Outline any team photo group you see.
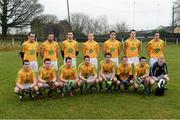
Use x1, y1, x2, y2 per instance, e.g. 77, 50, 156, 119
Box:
14, 30, 170, 100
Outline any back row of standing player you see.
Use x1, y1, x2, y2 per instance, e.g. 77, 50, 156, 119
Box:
21, 30, 165, 71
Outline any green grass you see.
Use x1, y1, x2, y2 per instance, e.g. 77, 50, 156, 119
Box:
0, 43, 180, 119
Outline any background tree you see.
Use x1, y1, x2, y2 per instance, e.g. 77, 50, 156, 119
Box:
0, 0, 43, 37
70, 12, 90, 36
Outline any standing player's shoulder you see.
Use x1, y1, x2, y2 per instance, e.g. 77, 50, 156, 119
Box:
59, 64, 66, 71
100, 60, 105, 64
128, 63, 132, 68
18, 68, 24, 74
73, 39, 78, 44
159, 39, 165, 43
22, 40, 29, 45
62, 39, 68, 44
104, 39, 110, 43
83, 41, 88, 45
78, 62, 84, 68
42, 40, 47, 45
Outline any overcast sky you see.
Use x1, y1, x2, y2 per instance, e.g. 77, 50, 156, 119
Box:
38, 0, 173, 30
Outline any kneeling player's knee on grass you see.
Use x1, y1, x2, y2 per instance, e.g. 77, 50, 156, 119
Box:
129, 80, 134, 85
77, 82, 81, 87
98, 77, 103, 82
34, 86, 38, 91
14, 87, 19, 93
164, 77, 170, 81
150, 79, 155, 85
59, 83, 64, 88
134, 83, 139, 88
95, 79, 99, 84
38, 83, 43, 87
54, 82, 59, 87
117, 81, 120, 85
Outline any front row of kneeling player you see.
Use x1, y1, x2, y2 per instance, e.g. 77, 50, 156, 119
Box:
14, 53, 169, 100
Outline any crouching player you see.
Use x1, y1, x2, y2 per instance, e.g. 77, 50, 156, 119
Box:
78, 55, 98, 94
58, 57, 80, 96
38, 58, 60, 97
116, 56, 134, 92
14, 59, 38, 100
134, 57, 154, 94
98, 53, 119, 93
150, 57, 169, 91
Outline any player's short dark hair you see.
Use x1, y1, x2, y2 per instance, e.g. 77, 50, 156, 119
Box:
121, 56, 128, 60
130, 29, 136, 34
109, 30, 116, 35
84, 55, 90, 60
67, 31, 73, 34
44, 58, 51, 63
28, 32, 35, 36
104, 53, 112, 57
65, 57, 72, 62
139, 56, 146, 61
49, 32, 54, 35
153, 31, 160, 36
23, 59, 30, 65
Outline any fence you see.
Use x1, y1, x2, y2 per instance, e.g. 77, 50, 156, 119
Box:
0, 37, 180, 45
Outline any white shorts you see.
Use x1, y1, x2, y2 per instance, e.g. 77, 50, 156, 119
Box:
30, 61, 38, 72
51, 61, 58, 70
102, 73, 112, 80
150, 58, 158, 67
87, 76, 96, 82
43, 83, 50, 88
127, 57, 139, 66
90, 58, 98, 69
24, 84, 31, 89
64, 58, 76, 67
111, 58, 119, 67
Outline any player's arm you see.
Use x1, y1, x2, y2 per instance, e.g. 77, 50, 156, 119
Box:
149, 65, 157, 81
92, 66, 98, 81
40, 44, 45, 59
52, 69, 57, 82
82, 43, 86, 55
103, 42, 107, 54
146, 42, 150, 57
116, 66, 121, 80
100, 63, 107, 81
38, 68, 46, 83
19, 43, 25, 60
61, 42, 65, 59
97, 44, 100, 56
138, 41, 142, 55
141, 66, 149, 79
75, 42, 79, 56
163, 63, 168, 75
74, 69, 79, 82
78, 66, 86, 81
110, 65, 116, 80
59, 69, 68, 83
56, 43, 59, 58
31, 72, 37, 87
36, 43, 39, 58
19, 43, 26, 60
128, 66, 134, 81
118, 42, 121, 55
134, 67, 138, 80
16, 73, 24, 89
123, 41, 127, 55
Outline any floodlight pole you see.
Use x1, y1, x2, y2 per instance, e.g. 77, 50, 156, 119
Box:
67, 0, 71, 24
172, 5, 175, 33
